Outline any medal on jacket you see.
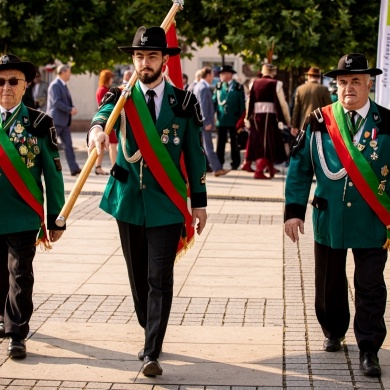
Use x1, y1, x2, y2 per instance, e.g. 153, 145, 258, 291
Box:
370, 128, 378, 160
381, 165, 389, 177
14, 123, 24, 134
172, 124, 180, 145
161, 129, 170, 144
378, 180, 386, 195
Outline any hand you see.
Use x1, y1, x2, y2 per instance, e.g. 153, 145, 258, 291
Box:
70, 107, 78, 116
284, 218, 304, 243
192, 208, 207, 235
291, 127, 299, 137
88, 127, 109, 155
49, 230, 64, 242
204, 124, 212, 131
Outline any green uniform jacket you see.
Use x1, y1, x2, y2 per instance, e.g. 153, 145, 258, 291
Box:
91, 81, 207, 228
0, 104, 65, 234
213, 80, 245, 127
285, 100, 390, 249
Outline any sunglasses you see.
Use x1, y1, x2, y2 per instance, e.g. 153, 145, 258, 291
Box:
0, 78, 26, 87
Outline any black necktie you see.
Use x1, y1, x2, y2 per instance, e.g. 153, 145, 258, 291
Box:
146, 90, 156, 124
348, 110, 357, 133
2, 111, 11, 122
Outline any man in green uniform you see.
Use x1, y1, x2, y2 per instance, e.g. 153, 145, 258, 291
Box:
212, 65, 246, 170
284, 53, 390, 377
0, 54, 66, 359
88, 26, 207, 377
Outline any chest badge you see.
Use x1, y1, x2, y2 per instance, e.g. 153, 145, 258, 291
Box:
161, 129, 170, 144
172, 124, 180, 145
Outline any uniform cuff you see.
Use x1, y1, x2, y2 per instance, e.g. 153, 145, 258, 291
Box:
284, 203, 306, 222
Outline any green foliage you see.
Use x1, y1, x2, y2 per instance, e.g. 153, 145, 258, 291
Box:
0, 0, 382, 74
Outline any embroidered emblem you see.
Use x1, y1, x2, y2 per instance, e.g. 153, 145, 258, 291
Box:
169, 96, 176, 105
381, 165, 389, 177
140, 34, 148, 45
0, 55, 9, 64
373, 113, 379, 121
345, 56, 353, 67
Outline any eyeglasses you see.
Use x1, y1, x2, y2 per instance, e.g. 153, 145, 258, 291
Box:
0, 78, 26, 87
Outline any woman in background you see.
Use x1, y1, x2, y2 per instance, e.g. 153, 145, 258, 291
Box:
95, 69, 115, 174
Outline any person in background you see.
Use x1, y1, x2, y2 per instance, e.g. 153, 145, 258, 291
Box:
32, 71, 48, 112
187, 69, 202, 93
95, 69, 114, 174
47, 64, 81, 176
213, 65, 246, 170
0, 54, 65, 359
122, 69, 133, 85
285, 53, 389, 378
194, 66, 229, 177
87, 26, 207, 377
182, 73, 189, 90
291, 66, 332, 137
245, 63, 290, 179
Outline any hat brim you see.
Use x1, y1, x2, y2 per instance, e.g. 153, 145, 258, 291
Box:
324, 68, 383, 78
118, 46, 181, 57
0, 62, 36, 83
218, 70, 237, 75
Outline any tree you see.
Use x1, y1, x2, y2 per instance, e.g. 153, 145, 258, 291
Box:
0, 0, 381, 75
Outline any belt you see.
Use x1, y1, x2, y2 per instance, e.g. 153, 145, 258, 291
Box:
254, 102, 276, 114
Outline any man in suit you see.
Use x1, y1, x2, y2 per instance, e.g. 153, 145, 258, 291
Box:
88, 26, 207, 377
0, 54, 65, 359
291, 66, 332, 136
32, 71, 48, 112
212, 65, 245, 170
194, 66, 229, 177
47, 64, 81, 176
285, 53, 390, 377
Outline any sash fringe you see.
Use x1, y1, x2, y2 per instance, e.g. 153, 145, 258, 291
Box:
175, 236, 195, 263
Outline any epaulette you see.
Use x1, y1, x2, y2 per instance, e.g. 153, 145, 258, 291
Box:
26, 107, 59, 150
98, 86, 122, 109
170, 86, 203, 127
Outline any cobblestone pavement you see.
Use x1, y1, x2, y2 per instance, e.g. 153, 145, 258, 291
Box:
0, 138, 389, 389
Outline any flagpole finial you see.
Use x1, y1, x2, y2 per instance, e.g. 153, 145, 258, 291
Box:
173, 0, 184, 9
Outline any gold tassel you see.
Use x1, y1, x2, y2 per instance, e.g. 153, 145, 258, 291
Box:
175, 236, 195, 263
383, 238, 390, 251
35, 238, 53, 251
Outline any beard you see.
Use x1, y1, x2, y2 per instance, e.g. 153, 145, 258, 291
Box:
136, 63, 163, 84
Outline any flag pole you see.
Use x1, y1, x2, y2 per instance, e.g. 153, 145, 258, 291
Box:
56, 0, 184, 227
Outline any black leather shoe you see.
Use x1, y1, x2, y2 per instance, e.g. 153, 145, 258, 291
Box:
70, 168, 81, 176
142, 356, 163, 376
0, 322, 5, 338
323, 337, 344, 352
8, 338, 26, 359
138, 349, 144, 361
360, 351, 381, 377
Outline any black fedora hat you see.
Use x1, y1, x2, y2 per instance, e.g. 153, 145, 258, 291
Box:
118, 26, 181, 57
0, 54, 36, 83
218, 65, 237, 74
324, 53, 382, 78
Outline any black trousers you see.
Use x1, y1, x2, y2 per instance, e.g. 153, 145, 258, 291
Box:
216, 126, 241, 169
314, 242, 387, 352
0, 230, 38, 339
117, 221, 182, 359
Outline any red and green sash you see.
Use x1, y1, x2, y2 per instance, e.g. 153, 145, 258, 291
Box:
0, 117, 51, 249
123, 86, 195, 258
322, 103, 390, 249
